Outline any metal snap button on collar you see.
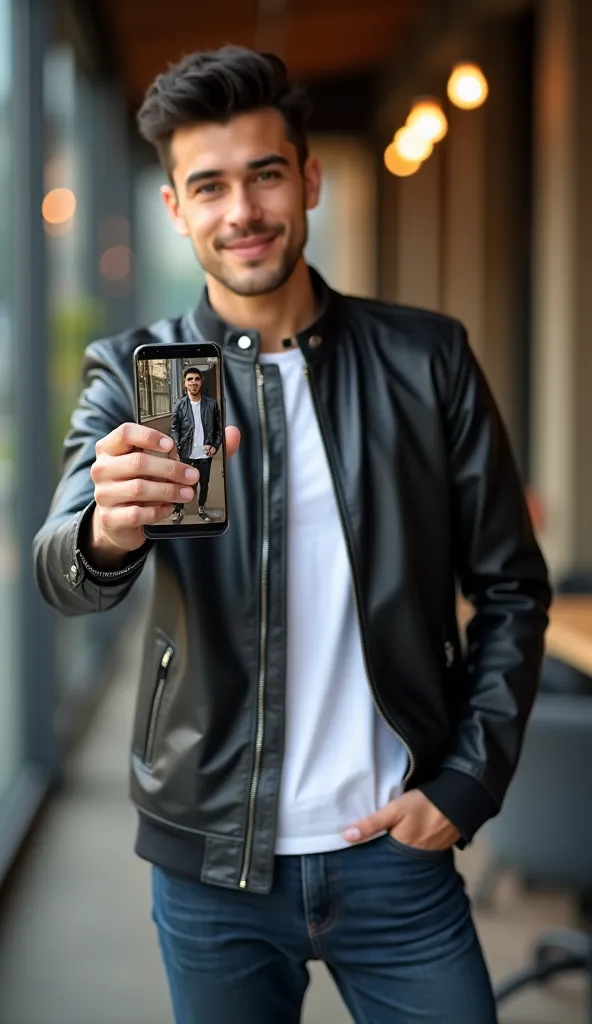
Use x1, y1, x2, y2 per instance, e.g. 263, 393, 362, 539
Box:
237, 335, 252, 350
308, 335, 323, 349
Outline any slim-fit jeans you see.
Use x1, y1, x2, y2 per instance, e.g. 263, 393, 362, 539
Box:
152, 834, 498, 1023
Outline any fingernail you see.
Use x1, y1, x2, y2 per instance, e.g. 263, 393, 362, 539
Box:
160, 437, 173, 450
180, 487, 194, 500
185, 468, 199, 481
344, 827, 362, 842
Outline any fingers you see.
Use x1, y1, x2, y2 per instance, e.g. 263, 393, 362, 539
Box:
95, 478, 196, 508
96, 422, 241, 460
343, 800, 403, 843
96, 423, 174, 458
97, 503, 174, 531
92, 450, 199, 486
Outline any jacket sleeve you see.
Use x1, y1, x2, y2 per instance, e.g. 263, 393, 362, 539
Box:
418, 322, 552, 844
33, 340, 151, 617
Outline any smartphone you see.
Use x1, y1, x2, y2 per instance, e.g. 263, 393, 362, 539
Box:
133, 341, 228, 538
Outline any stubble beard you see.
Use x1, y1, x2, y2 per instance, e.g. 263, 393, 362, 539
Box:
198, 218, 308, 298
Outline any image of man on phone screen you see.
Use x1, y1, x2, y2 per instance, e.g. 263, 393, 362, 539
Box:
169, 366, 221, 523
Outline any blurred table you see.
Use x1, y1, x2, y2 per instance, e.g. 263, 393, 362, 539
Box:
546, 596, 592, 675
459, 595, 592, 676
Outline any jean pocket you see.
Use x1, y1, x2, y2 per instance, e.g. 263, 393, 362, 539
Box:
384, 832, 450, 861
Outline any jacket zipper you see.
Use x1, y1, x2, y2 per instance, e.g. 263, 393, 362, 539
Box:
303, 364, 415, 783
239, 364, 271, 889
144, 645, 174, 768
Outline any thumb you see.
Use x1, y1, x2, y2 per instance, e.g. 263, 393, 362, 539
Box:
225, 425, 241, 458
343, 800, 403, 844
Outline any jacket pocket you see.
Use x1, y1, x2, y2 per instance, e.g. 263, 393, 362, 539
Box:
134, 630, 175, 769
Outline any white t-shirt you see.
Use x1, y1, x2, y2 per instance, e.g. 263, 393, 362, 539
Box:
189, 399, 211, 460
259, 347, 408, 856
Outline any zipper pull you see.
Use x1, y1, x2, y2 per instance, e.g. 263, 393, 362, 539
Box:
444, 641, 455, 668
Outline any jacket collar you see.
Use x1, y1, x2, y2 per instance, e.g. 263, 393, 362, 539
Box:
182, 266, 344, 365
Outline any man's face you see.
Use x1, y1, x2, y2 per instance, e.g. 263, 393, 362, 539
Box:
185, 373, 202, 397
161, 109, 321, 297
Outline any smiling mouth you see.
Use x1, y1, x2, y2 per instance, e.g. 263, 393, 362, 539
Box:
224, 234, 277, 260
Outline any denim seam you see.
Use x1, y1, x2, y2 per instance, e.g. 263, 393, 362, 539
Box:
312, 858, 340, 940
301, 856, 340, 958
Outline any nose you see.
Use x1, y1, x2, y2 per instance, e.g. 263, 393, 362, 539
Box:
225, 184, 262, 230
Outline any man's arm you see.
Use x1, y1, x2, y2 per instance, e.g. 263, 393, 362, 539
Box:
417, 322, 552, 843
33, 341, 150, 617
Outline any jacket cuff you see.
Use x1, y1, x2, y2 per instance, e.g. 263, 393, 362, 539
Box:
73, 502, 151, 587
418, 768, 499, 846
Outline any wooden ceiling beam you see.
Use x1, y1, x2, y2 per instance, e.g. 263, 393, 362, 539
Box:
100, 0, 419, 104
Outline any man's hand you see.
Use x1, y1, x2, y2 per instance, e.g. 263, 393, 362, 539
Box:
343, 789, 461, 852
207, 446, 217, 457
89, 422, 240, 568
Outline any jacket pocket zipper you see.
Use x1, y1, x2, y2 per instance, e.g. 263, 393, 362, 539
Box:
143, 645, 174, 768
303, 364, 416, 782
239, 364, 271, 889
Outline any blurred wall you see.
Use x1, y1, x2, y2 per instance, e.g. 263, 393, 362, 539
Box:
531, 0, 592, 574
375, 0, 592, 576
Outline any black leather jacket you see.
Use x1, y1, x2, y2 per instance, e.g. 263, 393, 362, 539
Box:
170, 393, 221, 461
33, 269, 551, 893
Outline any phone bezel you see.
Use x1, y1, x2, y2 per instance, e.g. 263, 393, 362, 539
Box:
133, 342, 228, 539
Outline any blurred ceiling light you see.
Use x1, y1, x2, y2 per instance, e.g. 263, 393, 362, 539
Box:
42, 187, 76, 225
384, 143, 421, 178
393, 126, 433, 163
447, 63, 489, 110
99, 245, 133, 281
406, 98, 448, 143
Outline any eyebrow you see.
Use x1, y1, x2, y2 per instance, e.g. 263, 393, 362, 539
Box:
184, 154, 289, 191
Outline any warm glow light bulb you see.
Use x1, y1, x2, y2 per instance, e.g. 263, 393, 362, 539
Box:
393, 126, 433, 163
42, 187, 77, 225
447, 63, 489, 110
383, 143, 421, 178
406, 99, 448, 143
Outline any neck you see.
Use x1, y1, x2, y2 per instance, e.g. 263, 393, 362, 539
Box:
206, 259, 319, 354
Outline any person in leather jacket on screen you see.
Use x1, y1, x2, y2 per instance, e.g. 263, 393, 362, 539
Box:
169, 366, 221, 522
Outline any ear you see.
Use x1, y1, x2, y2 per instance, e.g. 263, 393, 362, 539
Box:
303, 156, 322, 212
161, 185, 190, 238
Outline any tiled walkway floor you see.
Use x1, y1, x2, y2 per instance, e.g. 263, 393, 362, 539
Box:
0, 629, 587, 1023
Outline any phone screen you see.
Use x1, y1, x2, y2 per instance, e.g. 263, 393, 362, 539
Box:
134, 342, 227, 538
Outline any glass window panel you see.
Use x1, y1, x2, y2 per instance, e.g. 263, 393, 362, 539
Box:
0, 0, 22, 799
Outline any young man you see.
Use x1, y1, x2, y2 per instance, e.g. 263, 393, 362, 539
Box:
170, 366, 221, 522
34, 46, 551, 1024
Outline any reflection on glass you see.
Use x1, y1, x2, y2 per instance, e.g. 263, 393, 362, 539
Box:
44, 43, 105, 473
0, 0, 22, 798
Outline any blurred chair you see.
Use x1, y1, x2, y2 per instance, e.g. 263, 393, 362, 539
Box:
475, 693, 592, 1017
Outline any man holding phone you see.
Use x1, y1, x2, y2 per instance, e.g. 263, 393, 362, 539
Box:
34, 46, 551, 1024
169, 366, 221, 523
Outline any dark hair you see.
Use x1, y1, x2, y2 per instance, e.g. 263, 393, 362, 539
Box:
183, 366, 202, 380
137, 46, 312, 180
